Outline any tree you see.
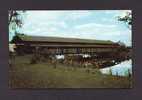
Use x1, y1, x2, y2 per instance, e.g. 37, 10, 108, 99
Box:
9, 10, 25, 35
118, 11, 132, 29
117, 41, 126, 47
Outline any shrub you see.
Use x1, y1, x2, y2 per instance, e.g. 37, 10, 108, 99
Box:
30, 55, 40, 64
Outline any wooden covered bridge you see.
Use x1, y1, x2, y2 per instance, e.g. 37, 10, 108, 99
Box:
10, 34, 130, 68
11, 34, 122, 56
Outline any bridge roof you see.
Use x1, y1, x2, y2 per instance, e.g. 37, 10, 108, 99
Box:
15, 34, 115, 44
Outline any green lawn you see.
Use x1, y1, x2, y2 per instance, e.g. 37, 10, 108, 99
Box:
9, 55, 132, 88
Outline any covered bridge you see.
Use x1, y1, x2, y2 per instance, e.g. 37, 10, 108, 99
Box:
11, 34, 121, 56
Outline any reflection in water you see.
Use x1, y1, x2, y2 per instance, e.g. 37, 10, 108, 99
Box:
100, 59, 132, 76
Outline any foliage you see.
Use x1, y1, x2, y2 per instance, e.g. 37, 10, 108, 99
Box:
116, 41, 129, 53
10, 33, 22, 43
118, 11, 132, 29
9, 10, 25, 35
10, 33, 29, 43
30, 56, 38, 64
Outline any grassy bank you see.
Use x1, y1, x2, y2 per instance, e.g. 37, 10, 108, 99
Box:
9, 55, 132, 88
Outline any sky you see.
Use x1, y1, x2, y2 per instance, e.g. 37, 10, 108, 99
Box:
9, 10, 132, 46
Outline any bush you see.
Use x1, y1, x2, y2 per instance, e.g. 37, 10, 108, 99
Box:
30, 57, 37, 64
30, 55, 40, 64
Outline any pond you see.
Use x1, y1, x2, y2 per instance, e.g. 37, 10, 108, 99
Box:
100, 59, 132, 76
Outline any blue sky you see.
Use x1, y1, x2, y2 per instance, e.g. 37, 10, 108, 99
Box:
9, 10, 132, 46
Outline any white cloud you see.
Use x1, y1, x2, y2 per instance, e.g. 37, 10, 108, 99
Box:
26, 11, 63, 20
75, 23, 117, 29
64, 10, 92, 20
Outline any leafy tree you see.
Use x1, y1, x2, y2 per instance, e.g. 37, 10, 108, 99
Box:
118, 11, 132, 29
9, 10, 25, 35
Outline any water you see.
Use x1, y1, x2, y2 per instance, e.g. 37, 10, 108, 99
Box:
100, 59, 132, 76
55, 54, 132, 76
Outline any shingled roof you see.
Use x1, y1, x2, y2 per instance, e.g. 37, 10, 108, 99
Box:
15, 34, 115, 44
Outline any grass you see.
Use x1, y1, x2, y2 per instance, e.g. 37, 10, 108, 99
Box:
9, 55, 132, 88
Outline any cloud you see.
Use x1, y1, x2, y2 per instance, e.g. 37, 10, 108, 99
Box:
25, 11, 63, 20
64, 10, 92, 20
75, 23, 117, 29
